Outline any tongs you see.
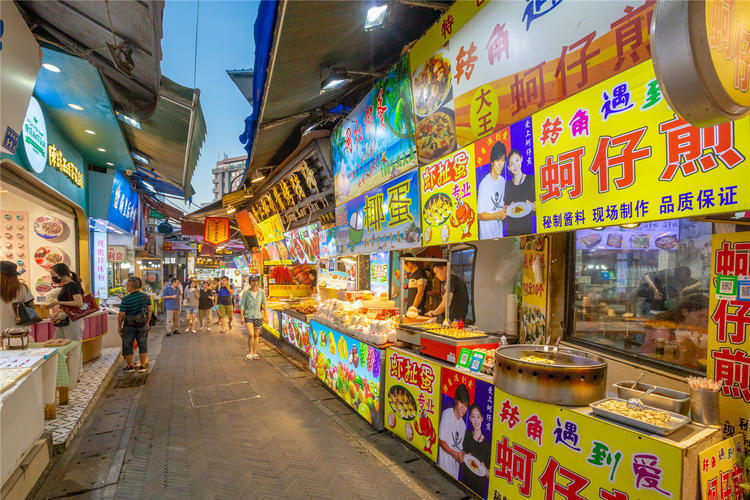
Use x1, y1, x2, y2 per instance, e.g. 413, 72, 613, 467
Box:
627, 386, 656, 410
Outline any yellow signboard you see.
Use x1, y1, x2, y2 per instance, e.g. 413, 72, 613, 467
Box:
534, 60, 750, 233
489, 387, 683, 499
698, 435, 746, 499
708, 232, 750, 456
420, 144, 478, 246
385, 348, 441, 463
268, 284, 311, 298
706, 0, 750, 107
255, 214, 285, 246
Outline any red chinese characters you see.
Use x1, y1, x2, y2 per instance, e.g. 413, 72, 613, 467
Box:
712, 300, 750, 344
498, 399, 521, 428
421, 150, 470, 193
610, 1, 655, 71
539, 457, 589, 500
494, 437, 536, 497
555, 32, 600, 94
441, 14, 454, 39
712, 347, 750, 403
589, 127, 651, 193
658, 116, 744, 182
376, 89, 388, 128
486, 23, 509, 65
455, 42, 478, 84
715, 241, 750, 277
539, 147, 585, 203
389, 353, 436, 392
539, 116, 564, 146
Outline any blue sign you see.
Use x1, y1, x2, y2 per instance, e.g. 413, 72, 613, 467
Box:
107, 170, 138, 233
3, 126, 19, 154
338, 169, 422, 254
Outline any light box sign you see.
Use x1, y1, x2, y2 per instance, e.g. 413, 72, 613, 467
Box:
107, 170, 138, 233
331, 56, 418, 206
283, 222, 320, 265
409, 0, 656, 158
338, 169, 422, 255
369, 251, 389, 297
255, 214, 285, 246
92, 231, 107, 299
576, 220, 681, 252
534, 60, 750, 233
281, 312, 312, 357
107, 245, 125, 262
318, 228, 337, 259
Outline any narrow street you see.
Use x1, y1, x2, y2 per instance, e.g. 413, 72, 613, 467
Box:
34, 322, 468, 499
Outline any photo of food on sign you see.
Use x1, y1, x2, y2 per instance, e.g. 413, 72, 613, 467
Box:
576, 220, 681, 252
34, 216, 67, 240
475, 118, 536, 239
420, 147, 478, 246
438, 369, 493, 499
283, 223, 320, 265
34, 246, 68, 269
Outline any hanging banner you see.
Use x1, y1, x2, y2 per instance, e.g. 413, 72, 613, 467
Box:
698, 435, 746, 500
420, 144, 478, 246
92, 231, 107, 300
339, 169, 422, 255
534, 60, 750, 233
709, 232, 750, 456
488, 387, 683, 500
438, 368, 494, 499
203, 217, 230, 246
234, 209, 256, 236
331, 56, 417, 205
409, 0, 656, 158
520, 235, 549, 344
385, 348, 441, 463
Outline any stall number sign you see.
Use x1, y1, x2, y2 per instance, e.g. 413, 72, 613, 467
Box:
107, 246, 125, 262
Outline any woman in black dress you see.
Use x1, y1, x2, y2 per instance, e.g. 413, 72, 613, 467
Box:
459, 404, 491, 497
504, 149, 536, 236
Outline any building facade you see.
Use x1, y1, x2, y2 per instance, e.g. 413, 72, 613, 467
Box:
212, 155, 246, 201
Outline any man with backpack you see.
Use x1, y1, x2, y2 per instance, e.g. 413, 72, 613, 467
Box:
118, 277, 152, 373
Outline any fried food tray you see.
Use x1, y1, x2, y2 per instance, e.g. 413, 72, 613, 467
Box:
589, 397, 691, 436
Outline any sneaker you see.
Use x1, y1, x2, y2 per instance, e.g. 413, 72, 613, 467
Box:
134, 361, 141, 369
192, 329, 197, 333
123, 365, 136, 373
139, 363, 149, 373
246, 353, 253, 361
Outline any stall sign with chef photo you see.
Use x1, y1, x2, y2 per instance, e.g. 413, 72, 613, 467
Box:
438, 368, 493, 498
385, 348, 442, 463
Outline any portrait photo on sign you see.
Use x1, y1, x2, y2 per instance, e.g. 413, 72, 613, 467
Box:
475, 117, 536, 239
437, 369, 493, 498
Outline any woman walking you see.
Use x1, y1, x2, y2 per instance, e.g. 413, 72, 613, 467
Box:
183, 279, 199, 333
240, 275, 266, 360
46, 263, 85, 341
216, 276, 234, 332
0, 261, 35, 334
118, 277, 152, 373
198, 281, 214, 331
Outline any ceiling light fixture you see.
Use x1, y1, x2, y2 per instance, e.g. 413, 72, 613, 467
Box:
364, 3, 388, 31
68, 103, 84, 111
620, 223, 641, 229
251, 170, 265, 184
226, 204, 237, 215
42, 63, 61, 72
106, 162, 115, 166
116, 111, 142, 130
320, 67, 382, 94
97, 147, 106, 152
84, 129, 96, 135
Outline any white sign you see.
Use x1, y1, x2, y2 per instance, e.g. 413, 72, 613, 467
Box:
93, 231, 108, 299
21, 96, 47, 173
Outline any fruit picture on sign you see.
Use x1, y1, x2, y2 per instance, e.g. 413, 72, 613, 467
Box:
34, 246, 67, 269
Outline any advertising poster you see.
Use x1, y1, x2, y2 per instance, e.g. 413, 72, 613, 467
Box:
384, 348, 441, 463
520, 235, 549, 344
409, 0, 656, 151
475, 117, 536, 238
698, 435, 746, 500
318, 228, 337, 259
369, 251, 389, 298
281, 312, 312, 357
264, 309, 281, 339
709, 233, 750, 456
438, 368, 494, 499
420, 144, 478, 246
533, 60, 750, 233
488, 387, 682, 500
283, 222, 320, 265
339, 169, 422, 255
108, 170, 139, 234
390, 251, 402, 302
331, 56, 417, 205
255, 214, 285, 246
576, 220, 681, 252
310, 320, 382, 426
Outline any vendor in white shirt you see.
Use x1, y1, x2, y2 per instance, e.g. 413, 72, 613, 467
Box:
477, 142, 508, 239
438, 383, 470, 479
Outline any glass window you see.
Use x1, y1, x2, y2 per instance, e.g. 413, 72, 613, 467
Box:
570, 220, 712, 373
451, 247, 476, 323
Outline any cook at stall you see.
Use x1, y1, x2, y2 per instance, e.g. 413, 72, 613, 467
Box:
426, 262, 469, 323
403, 255, 432, 316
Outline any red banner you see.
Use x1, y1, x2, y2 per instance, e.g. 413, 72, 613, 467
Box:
204, 217, 230, 245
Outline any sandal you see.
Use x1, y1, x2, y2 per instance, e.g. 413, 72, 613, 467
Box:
246, 353, 253, 361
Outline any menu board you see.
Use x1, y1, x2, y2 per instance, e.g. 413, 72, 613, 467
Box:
331, 56, 417, 205
384, 348, 442, 462
283, 222, 320, 265
520, 235, 549, 344
1, 211, 29, 277
310, 320, 383, 426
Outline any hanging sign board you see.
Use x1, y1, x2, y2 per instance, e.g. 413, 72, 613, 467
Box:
203, 217, 230, 246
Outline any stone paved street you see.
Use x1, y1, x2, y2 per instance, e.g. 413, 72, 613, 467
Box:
34, 321, 469, 499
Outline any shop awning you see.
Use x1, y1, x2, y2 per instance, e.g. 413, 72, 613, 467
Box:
133, 164, 193, 199
121, 77, 207, 198
141, 193, 184, 222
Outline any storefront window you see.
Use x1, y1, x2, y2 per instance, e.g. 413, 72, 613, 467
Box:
571, 220, 712, 373
450, 247, 476, 323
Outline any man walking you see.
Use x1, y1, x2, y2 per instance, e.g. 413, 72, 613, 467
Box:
163, 278, 181, 335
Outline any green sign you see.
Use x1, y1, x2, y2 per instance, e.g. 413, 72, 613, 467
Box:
148, 209, 165, 219
456, 348, 473, 370
469, 351, 486, 373
716, 275, 738, 299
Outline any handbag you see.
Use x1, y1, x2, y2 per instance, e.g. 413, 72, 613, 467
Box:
13, 301, 42, 326
61, 293, 100, 321
53, 316, 70, 327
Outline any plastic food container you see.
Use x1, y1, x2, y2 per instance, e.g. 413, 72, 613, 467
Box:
614, 381, 691, 415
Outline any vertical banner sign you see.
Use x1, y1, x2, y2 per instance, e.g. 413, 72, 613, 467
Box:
534, 60, 749, 233
341, 169, 422, 254
438, 368, 494, 499
385, 348, 441, 463
698, 435, 746, 500
203, 217, 230, 246
520, 235, 549, 344
108, 170, 139, 233
420, 144, 478, 246
93, 231, 107, 299
488, 387, 682, 499
709, 232, 750, 456
331, 56, 417, 205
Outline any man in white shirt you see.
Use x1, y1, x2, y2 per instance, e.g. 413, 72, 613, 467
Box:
438, 383, 470, 479
477, 142, 508, 239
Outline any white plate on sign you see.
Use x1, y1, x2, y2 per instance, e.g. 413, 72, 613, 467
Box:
464, 454, 487, 477
507, 201, 532, 219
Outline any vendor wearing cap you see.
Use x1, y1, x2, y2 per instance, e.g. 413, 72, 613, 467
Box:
240, 274, 266, 361
426, 262, 469, 323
